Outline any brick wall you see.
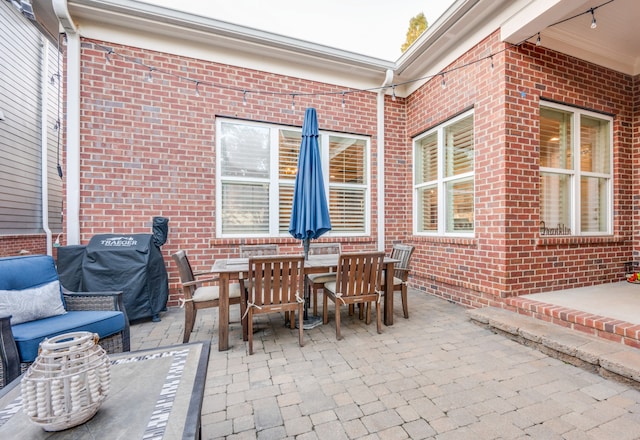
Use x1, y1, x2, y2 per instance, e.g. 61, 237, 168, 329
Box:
13, 33, 634, 308
78, 40, 381, 304
0, 235, 47, 258
633, 75, 640, 262
383, 98, 410, 246
401, 30, 635, 307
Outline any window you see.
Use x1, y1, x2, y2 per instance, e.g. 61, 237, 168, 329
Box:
216, 119, 370, 237
539, 103, 612, 236
413, 111, 474, 235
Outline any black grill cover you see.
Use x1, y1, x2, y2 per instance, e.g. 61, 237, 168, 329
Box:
152, 216, 169, 247
56, 245, 87, 291
82, 234, 168, 322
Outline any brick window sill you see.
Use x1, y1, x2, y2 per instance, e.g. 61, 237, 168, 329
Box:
536, 235, 625, 246
412, 236, 477, 247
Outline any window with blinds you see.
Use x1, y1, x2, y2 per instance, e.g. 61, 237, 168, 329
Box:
413, 110, 474, 235
329, 136, 367, 233
278, 130, 301, 234
539, 103, 612, 236
217, 119, 370, 238
219, 122, 270, 235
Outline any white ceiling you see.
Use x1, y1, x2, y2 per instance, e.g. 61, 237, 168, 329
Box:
502, 0, 640, 76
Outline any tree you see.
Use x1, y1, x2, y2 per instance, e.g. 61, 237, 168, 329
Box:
401, 12, 428, 53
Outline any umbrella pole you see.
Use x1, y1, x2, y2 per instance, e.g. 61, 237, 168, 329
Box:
303, 238, 310, 320
303, 238, 310, 260
300, 237, 322, 329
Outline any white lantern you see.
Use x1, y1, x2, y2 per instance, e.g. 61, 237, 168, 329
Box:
21, 332, 110, 431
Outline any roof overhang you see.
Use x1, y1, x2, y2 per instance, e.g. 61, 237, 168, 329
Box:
40, 0, 639, 99
393, 0, 521, 96
502, 0, 640, 76
61, 0, 394, 91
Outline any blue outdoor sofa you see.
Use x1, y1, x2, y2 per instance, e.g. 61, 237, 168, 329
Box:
0, 254, 130, 387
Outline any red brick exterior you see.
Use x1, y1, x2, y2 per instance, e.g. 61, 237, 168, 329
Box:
0, 235, 47, 258
3, 31, 636, 310
634, 74, 640, 261
77, 40, 381, 305
403, 31, 635, 307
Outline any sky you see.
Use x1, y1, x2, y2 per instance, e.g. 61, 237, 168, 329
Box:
139, 0, 456, 61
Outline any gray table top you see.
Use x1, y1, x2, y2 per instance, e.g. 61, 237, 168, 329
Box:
0, 341, 209, 439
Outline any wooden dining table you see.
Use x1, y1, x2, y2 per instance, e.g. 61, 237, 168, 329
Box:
211, 254, 397, 351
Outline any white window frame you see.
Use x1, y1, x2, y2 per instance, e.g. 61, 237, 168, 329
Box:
539, 102, 614, 236
412, 110, 475, 237
215, 118, 371, 238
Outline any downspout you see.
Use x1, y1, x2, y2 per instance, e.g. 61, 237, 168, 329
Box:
52, 0, 80, 244
41, 35, 52, 255
377, 69, 394, 251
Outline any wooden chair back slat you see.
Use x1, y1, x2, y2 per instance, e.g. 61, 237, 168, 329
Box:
172, 250, 196, 295
172, 250, 243, 343
335, 252, 384, 298
308, 243, 341, 256
248, 256, 304, 307
322, 251, 385, 339
246, 254, 305, 354
387, 243, 415, 319
390, 244, 415, 281
240, 244, 279, 257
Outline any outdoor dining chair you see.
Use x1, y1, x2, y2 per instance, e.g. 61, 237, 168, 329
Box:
238, 244, 279, 340
172, 250, 244, 343
306, 242, 341, 316
383, 243, 415, 318
245, 255, 306, 354
239, 244, 279, 257
322, 251, 384, 340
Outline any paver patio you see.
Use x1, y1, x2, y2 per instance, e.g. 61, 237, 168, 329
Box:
130, 290, 640, 439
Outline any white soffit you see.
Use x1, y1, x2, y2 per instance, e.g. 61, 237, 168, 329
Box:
502, 0, 640, 76
66, 0, 394, 91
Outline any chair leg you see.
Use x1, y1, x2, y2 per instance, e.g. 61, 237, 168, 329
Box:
240, 299, 249, 341
183, 305, 195, 343
323, 293, 329, 324
248, 309, 254, 355
241, 285, 249, 342
312, 284, 319, 316
375, 301, 382, 334
365, 301, 371, 325
335, 303, 342, 340
401, 285, 409, 319
298, 304, 304, 347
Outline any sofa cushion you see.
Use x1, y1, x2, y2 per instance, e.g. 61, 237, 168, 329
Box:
0, 255, 59, 290
12, 310, 126, 362
0, 280, 66, 325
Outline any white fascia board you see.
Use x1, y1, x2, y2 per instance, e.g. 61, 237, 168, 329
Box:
75, 22, 387, 92
394, 0, 522, 97
67, 0, 393, 91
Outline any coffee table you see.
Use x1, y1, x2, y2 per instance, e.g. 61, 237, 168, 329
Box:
0, 341, 209, 439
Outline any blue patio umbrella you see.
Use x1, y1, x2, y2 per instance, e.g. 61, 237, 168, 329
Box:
289, 107, 331, 259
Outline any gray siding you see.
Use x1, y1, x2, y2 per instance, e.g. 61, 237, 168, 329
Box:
0, 2, 62, 234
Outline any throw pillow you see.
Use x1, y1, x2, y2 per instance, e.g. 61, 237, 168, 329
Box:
0, 280, 67, 325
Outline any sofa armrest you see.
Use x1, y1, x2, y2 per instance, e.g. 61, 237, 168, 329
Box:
0, 315, 20, 388
62, 289, 130, 352
62, 288, 124, 312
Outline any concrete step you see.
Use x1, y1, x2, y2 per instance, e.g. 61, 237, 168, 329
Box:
467, 306, 640, 389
